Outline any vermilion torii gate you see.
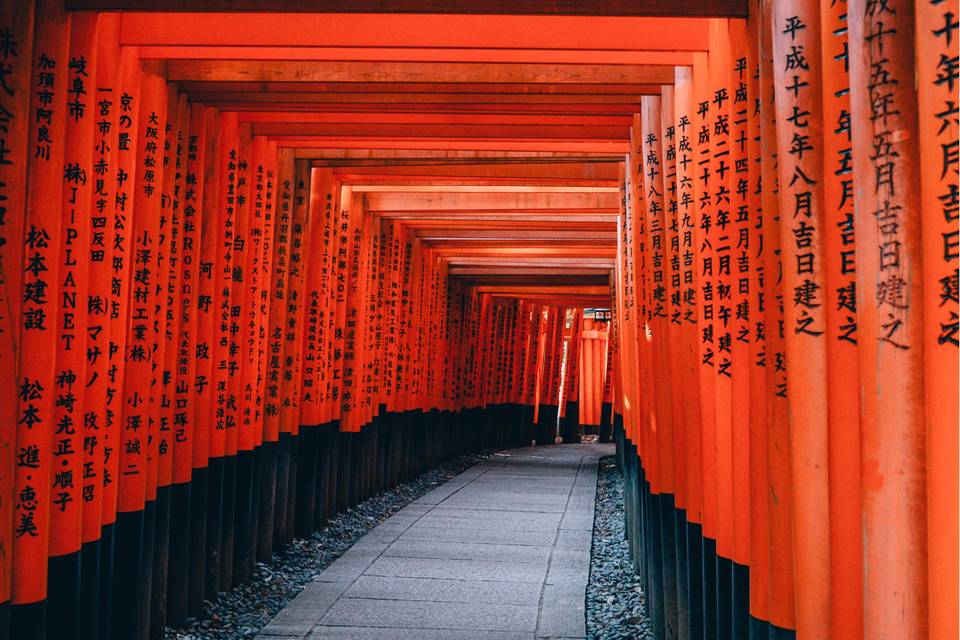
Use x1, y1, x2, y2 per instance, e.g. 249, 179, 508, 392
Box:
0, 1, 956, 640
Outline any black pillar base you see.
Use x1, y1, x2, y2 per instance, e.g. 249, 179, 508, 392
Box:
46, 552, 81, 640
255, 442, 277, 563
112, 508, 145, 640
11, 600, 45, 640
273, 435, 292, 550
166, 481, 191, 627
561, 400, 580, 443
80, 538, 101, 640
536, 404, 558, 445
234, 449, 257, 584
205, 456, 224, 597
293, 429, 319, 539
187, 466, 208, 616
599, 401, 613, 442
150, 487, 172, 640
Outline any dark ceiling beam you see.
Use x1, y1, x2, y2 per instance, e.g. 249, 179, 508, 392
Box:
333, 161, 621, 180
249, 122, 628, 139
178, 81, 664, 95
166, 60, 676, 84
66, 1, 747, 17
363, 190, 618, 211
279, 138, 631, 152
295, 150, 621, 162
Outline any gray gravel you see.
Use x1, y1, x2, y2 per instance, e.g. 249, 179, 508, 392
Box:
165, 449, 494, 640
586, 456, 651, 639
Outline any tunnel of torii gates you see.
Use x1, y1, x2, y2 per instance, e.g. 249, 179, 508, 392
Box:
0, 0, 956, 639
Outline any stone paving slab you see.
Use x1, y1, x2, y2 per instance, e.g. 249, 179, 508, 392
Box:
307, 628, 534, 639
383, 539, 553, 563
344, 575, 543, 605
320, 598, 540, 632
364, 555, 548, 582
398, 525, 558, 547
257, 443, 614, 640
443, 490, 572, 503
412, 514, 562, 532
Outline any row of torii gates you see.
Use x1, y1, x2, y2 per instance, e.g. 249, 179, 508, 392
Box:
0, 1, 956, 640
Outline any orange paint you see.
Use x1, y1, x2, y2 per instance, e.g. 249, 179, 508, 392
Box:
565, 309, 582, 405
692, 49, 719, 544
744, 2, 770, 624
849, 0, 929, 635
916, 3, 960, 638
0, 250, 16, 604
771, 2, 831, 635
757, 0, 795, 629
279, 159, 310, 435
819, 1, 864, 636
207, 110, 238, 461
49, 11, 97, 556
118, 67, 167, 513
708, 19, 734, 562
237, 136, 270, 449
335, 183, 365, 430
640, 95, 674, 499
659, 84, 687, 512
173, 103, 209, 483
0, 9, 953, 640
190, 106, 221, 467
0, 0, 35, 349
160, 91, 191, 489
725, 17, 751, 568
225, 123, 252, 456
673, 64, 704, 526
14, 0, 69, 603
152, 86, 186, 496
263, 149, 294, 441
255, 140, 280, 447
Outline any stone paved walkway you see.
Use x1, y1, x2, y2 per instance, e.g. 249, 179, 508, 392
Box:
257, 443, 614, 640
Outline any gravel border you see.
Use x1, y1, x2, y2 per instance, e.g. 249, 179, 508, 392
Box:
586, 456, 651, 639
166, 449, 494, 639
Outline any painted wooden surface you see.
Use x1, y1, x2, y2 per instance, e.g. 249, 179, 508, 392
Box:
0, 4, 954, 640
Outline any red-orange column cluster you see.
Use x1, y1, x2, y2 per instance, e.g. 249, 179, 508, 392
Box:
611, 7, 958, 640
0, 8, 616, 640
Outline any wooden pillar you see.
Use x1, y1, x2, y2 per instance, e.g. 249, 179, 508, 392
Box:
691, 48, 722, 640
757, 0, 795, 634
47, 12, 98, 637
216, 121, 248, 590
771, 2, 832, 637
12, 3, 69, 636
674, 61, 706, 640
641, 94, 678, 640
113, 63, 167, 640
916, 3, 960, 638
743, 5, 771, 636
0, 238, 16, 640
257, 148, 293, 558
562, 308, 582, 442
228, 128, 257, 586
0, 2, 36, 627
849, 0, 928, 636
202, 109, 238, 598
277, 159, 309, 535
187, 105, 219, 612
723, 18, 753, 638
170, 102, 206, 623
706, 31, 736, 633
818, 1, 863, 637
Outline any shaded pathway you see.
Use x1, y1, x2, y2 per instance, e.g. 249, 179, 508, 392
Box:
258, 443, 614, 640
